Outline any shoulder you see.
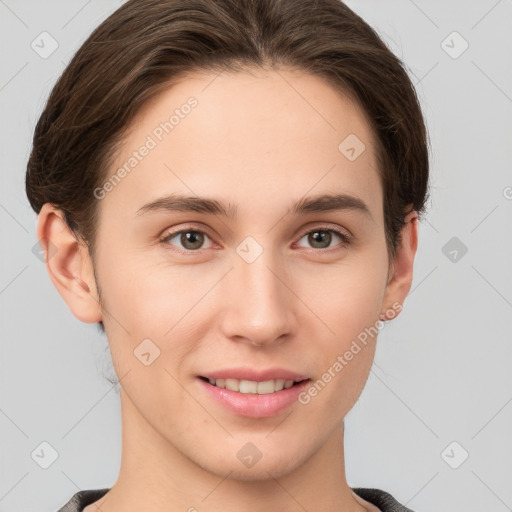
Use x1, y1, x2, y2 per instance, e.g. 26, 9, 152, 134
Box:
58, 486, 417, 512
56, 488, 110, 512
352, 487, 417, 512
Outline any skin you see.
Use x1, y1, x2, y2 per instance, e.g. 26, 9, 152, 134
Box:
38, 67, 418, 512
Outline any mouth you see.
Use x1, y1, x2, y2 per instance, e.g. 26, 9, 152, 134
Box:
199, 376, 311, 395
197, 374, 312, 418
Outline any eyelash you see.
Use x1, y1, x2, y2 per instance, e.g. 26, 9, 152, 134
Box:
158, 224, 351, 255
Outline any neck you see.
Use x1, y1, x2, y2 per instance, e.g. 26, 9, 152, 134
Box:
88, 387, 370, 512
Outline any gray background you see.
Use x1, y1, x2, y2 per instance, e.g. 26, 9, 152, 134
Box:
1, 1, 511, 511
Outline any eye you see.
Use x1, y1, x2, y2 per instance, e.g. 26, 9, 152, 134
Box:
159, 225, 351, 254
160, 228, 214, 253
296, 226, 351, 251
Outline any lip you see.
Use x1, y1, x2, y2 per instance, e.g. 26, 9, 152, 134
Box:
200, 367, 310, 382
197, 376, 311, 419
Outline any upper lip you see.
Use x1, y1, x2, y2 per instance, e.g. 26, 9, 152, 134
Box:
200, 367, 310, 382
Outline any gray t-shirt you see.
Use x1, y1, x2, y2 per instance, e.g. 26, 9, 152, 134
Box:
57, 487, 416, 511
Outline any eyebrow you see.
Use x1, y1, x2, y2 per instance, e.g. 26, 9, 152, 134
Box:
136, 192, 372, 220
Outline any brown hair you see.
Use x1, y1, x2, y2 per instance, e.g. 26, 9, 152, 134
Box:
26, 0, 430, 332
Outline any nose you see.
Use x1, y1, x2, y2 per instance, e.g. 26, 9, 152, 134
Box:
218, 244, 296, 347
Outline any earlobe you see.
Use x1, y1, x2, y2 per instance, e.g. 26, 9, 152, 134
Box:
36, 204, 103, 324
380, 209, 419, 321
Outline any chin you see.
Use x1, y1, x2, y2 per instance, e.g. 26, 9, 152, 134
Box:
192, 446, 306, 482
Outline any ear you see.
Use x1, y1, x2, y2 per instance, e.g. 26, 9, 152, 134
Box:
36, 203, 103, 324
380, 208, 418, 321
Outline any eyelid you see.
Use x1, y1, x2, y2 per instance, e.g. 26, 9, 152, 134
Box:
296, 223, 351, 241
160, 221, 213, 237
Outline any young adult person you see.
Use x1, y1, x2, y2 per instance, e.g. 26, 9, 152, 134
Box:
26, 1, 430, 510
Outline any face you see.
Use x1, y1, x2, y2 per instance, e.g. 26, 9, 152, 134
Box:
46, 67, 415, 481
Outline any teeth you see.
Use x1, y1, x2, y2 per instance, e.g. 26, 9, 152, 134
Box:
239, 380, 258, 393
207, 378, 302, 394
225, 378, 239, 392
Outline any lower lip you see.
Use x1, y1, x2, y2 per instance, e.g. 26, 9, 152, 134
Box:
197, 378, 311, 418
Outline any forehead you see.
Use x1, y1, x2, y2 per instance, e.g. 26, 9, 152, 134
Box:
100, 67, 382, 221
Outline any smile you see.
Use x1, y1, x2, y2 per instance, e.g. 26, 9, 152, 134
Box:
200, 377, 309, 394
197, 376, 312, 418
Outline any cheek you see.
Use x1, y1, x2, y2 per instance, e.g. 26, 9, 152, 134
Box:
95, 253, 203, 390
100, 250, 209, 335
98, 254, 205, 431
299, 249, 387, 335
296, 252, 386, 401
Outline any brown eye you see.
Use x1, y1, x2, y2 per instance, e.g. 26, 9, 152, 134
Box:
161, 229, 212, 252
308, 230, 332, 249
296, 228, 350, 250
